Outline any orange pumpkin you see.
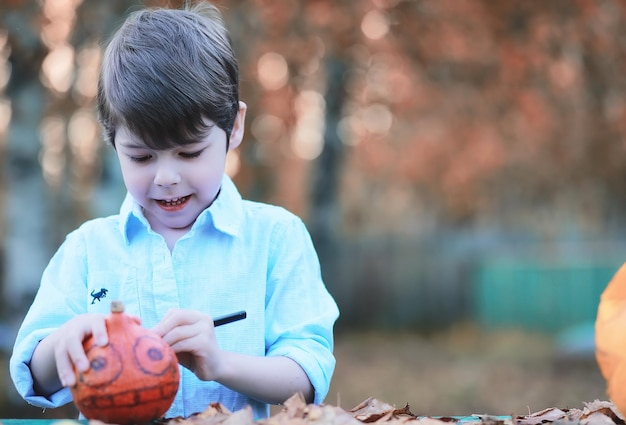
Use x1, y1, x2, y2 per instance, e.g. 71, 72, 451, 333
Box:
596, 263, 626, 415
70, 301, 180, 425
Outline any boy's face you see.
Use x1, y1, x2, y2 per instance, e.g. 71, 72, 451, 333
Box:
114, 103, 246, 236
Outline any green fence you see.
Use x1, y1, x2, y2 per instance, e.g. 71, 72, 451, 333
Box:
473, 261, 622, 333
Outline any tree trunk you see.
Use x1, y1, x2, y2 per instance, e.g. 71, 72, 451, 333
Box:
1, 4, 51, 317
309, 56, 348, 293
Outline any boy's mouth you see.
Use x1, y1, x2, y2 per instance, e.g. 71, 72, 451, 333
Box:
156, 195, 191, 211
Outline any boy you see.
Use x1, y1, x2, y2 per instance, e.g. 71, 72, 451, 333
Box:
10, 1, 339, 420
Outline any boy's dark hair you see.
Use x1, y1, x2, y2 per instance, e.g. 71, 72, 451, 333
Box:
97, 1, 239, 149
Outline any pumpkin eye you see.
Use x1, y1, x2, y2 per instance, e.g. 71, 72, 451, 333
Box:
79, 343, 123, 388
133, 334, 177, 376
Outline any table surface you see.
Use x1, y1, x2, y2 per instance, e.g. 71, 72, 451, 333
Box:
0, 417, 515, 425
1, 421, 85, 425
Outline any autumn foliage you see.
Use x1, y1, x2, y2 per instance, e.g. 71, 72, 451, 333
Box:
5, 0, 626, 235
82, 393, 623, 425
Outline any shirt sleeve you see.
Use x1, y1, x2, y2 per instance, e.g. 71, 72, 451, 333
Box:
263, 215, 339, 405
9, 229, 89, 408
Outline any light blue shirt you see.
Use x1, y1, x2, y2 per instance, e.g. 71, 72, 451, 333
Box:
10, 175, 339, 419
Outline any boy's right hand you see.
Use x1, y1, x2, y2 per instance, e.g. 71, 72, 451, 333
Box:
33, 313, 109, 390
55, 313, 110, 387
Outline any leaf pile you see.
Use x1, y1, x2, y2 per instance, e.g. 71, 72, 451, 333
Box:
140, 395, 626, 425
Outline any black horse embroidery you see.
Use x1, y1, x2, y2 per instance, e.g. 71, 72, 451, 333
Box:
90, 288, 108, 304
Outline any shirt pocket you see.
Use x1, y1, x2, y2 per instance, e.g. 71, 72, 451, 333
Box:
86, 268, 139, 315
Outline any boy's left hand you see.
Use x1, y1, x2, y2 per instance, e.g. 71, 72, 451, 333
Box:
151, 308, 222, 381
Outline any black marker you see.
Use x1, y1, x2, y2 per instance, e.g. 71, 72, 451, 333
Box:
213, 310, 247, 327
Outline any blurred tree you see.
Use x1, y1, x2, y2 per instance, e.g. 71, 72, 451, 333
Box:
1, 1, 51, 317
4, 0, 626, 332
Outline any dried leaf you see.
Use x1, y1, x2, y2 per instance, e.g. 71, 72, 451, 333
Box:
516, 407, 569, 425
282, 392, 309, 419
349, 398, 396, 423
165, 403, 254, 425
261, 393, 362, 425
220, 408, 256, 425
584, 400, 620, 412
149, 397, 626, 425
395, 404, 417, 418
300, 404, 363, 425
562, 408, 584, 421
581, 411, 619, 425
349, 397, 415, 423
581, 400, 625, 424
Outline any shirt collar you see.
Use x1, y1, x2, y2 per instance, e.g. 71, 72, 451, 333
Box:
118, 174, 244, 244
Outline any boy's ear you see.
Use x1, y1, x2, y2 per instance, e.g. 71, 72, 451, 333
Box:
228, 101, 247, 151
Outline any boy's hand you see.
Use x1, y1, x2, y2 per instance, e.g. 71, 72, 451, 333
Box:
151, 309, 221, 381
52, 314, 109, 387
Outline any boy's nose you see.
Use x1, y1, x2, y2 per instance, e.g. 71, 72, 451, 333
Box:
153, 163, 181, 187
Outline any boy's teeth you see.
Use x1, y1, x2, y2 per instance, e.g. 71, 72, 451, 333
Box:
161, 196, 188, 206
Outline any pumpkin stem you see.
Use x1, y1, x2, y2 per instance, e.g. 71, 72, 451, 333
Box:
110, 300, 124, 313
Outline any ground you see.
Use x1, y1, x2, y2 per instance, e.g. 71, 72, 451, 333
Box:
0, 325, 608, 419
326, 325, 607, 417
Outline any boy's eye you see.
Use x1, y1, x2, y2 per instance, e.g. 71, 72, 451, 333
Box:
129, 155, 151, 163
180, 150, 203, 159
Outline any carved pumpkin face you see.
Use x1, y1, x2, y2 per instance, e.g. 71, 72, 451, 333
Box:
596, 264, 626, 416
71, 301, 180, 425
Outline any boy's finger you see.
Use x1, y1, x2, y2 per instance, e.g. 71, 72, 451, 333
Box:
66, 337, 90, 373
56, 351, 77, 387
151, 309, 182, 336
91, 318, 109, 346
